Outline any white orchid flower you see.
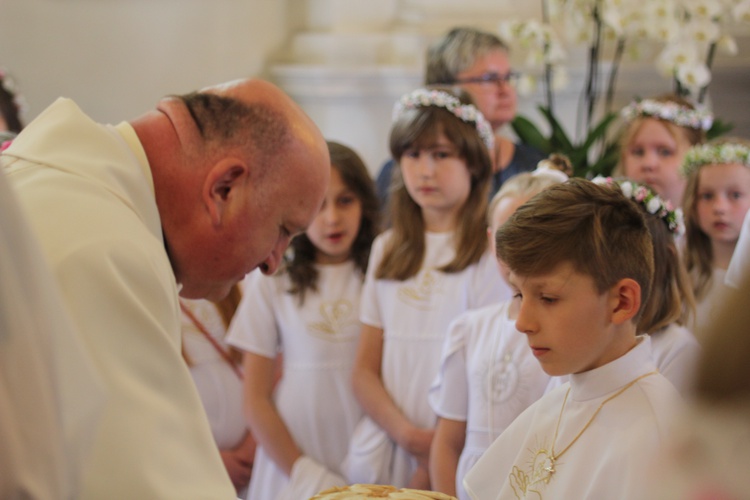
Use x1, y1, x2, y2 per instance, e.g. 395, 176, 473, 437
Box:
685, 19, 721, 43
657, 40, 700, 76
648, 17, 681, 42
718, 34, 739, 55
687, 0, 725, 20
546, 41, 567, 65
676, 62, 712, 93
732, 0, 750, 22
551, 66, 570, 91
602, 6, 626, 36
516, 74, 538, 96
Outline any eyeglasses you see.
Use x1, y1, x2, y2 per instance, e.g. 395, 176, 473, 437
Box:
452, 71, 521, 87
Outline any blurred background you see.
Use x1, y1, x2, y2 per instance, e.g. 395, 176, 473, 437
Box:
1, 0, 748, 175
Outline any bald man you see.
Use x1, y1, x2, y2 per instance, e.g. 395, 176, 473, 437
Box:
1, 79, 329, 499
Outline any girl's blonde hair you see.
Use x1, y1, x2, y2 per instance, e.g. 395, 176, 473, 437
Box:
487, 154, 571, 225
614, 93, 706, 177
683, 136, 750, 300
377, 87, 492, 281
638, 210, 695, 332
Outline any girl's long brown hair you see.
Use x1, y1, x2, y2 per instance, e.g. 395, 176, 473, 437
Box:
285, 141, 380, 304
377, 90, 492, 281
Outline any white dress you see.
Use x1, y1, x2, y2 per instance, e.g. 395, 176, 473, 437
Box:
726, 209, 750, 289
181, 299, 247, 449
648, 324, 701, 396
344, 230, 505, 488
690, 267, 731, 343
428, 302, 557, 500
464, 336, 682, 500
227, 261, 364, 500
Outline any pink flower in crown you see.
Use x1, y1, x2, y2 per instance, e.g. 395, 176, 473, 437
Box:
635, 186, 648, 202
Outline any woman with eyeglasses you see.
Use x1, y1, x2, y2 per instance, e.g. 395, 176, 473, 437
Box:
375, 26, 545, 212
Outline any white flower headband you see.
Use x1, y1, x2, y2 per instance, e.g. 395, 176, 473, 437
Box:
621, 98, 713, 131
681, 142, 750, 177
592, 176, 685, 236
392, 88, 495, 153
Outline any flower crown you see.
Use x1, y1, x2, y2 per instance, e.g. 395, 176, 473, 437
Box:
592, 176, 685, 236
392, 88, 495, 153
681, 142, 750, 177
621, 98, 713, 131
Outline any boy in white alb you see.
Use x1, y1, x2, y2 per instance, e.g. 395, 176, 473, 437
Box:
464, 178, 683, 500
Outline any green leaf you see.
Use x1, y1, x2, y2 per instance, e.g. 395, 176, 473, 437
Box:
511, 115, 551, 153
581, 112, 618, 150
706, 118, 734, 141
538, 106, 575, 151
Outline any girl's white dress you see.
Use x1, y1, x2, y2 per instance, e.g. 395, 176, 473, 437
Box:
648, 323, 701, 396
181, 298, 247, 451
227, 262, 364, 500
690, 267, 731, 343
344, 230, 505, 487
428, 301, 556, 500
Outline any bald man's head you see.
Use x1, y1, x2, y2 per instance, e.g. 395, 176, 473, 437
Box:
139, 78, 330, 300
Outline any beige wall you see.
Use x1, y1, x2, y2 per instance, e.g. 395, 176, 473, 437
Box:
0, 0, 295, 124
1, 0, 748, 175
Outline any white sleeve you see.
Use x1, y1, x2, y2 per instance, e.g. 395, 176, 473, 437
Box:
726, 209, 750, 288
428, 312, 471, 421
226, 270, 280, 358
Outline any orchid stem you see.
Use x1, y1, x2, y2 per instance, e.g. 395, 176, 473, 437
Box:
698, 42, 716, 104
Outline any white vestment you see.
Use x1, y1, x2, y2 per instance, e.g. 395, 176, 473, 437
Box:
429, 302, 557, 500
464, 336, 682, 500
2, 99, 236, 499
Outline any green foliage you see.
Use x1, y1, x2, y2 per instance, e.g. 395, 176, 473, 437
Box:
511, 105, 620, 178
706, 118, 734, 141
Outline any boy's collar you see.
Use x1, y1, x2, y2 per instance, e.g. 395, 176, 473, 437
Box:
568, 335, 656, 402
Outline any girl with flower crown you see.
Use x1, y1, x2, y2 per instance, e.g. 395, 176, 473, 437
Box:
617, 93, 711, 209
226, 141, 381, 500
682, 137, 750, 341
592, 177, 700, 394
344, 87, 505, 490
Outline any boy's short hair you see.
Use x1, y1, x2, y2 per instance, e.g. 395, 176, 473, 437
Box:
496, 178, 654, 321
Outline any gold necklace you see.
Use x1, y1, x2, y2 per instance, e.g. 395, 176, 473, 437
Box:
541, 370, 659, 482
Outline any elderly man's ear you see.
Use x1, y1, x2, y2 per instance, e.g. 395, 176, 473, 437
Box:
203, 157, 250, 226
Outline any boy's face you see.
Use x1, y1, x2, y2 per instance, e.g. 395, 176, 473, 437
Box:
509, 261, 636, 376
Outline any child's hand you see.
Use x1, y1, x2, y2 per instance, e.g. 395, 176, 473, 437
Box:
220, 432, 255, 491
408, 464, 431, 490
399, 425, 434, 465
220, 447, 253, 491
